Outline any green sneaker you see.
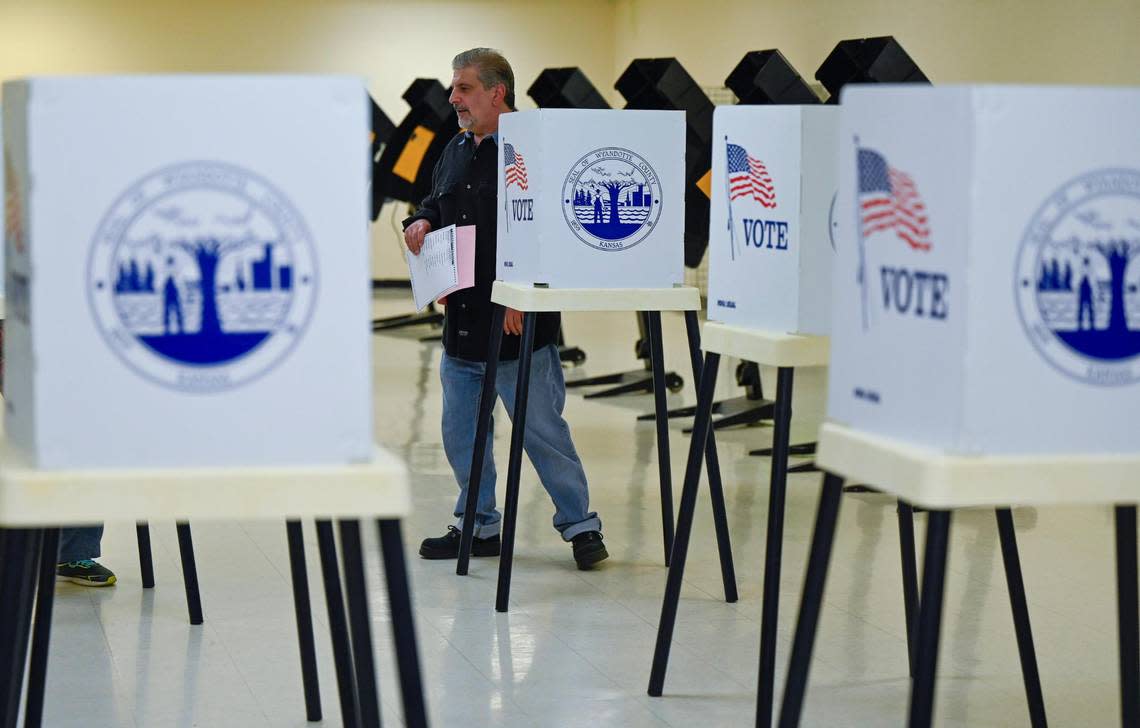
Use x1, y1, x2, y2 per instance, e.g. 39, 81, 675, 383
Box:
56, 559, 117, 587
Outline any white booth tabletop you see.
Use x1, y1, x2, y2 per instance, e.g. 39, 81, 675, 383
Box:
0, 417, 409, 526
817, 421, 1140, 509
699, 321, 829, 368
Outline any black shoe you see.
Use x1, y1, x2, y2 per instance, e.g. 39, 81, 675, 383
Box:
419, 526, 501, 559
56, 559, 117, 587
571, 531, 608, 570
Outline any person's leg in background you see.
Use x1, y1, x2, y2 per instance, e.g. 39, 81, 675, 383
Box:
57, 525, 116, 587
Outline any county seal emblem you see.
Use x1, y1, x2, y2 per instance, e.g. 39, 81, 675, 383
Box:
1015, 169, 1140, 386
87, 161, 318, 393
561, 147, 662, 252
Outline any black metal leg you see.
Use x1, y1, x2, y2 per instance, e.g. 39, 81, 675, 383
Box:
646, 310, 675, 566
377, 520, 429, 728
581, 372, 684, 398
648, 351, 721, 697
786, 462, 820, 475
0, 528, 43, 728
458, 304, 506, 576
315, 520, 360, 728
994, 508, 1047, 728
23, 528, 59, 728
136, 522, 155, 589
683, 311, 737, 603
496, 311, 538, 613
897, 501, 920, 678
776, 473, 844, 728
753, 443, 817, 458
175, 522, 204, 625
338, 520, 382, 728
1117, 505, 1139, 728
372, 308, 443, 332
756, 366, 794, 728
908, 510, 952, 728
286, 520, 322, 722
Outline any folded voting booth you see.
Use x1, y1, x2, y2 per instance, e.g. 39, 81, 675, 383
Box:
828, 85, 1140, 456
706, 105, 838, 335
2, 76, 374, 468
497, 108, 686, 288
527, 67, 611, 110
816, 36, 929, 104
368, 96, 396, 221
373, 78, 458, 207
725, 50, 821, 106
616, 59, 713, 270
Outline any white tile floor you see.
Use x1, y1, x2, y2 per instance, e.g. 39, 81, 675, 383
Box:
34, 294, 1125, 726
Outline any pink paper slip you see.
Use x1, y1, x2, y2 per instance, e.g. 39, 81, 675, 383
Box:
405, 225, 477, 311
449, 225, 476, 293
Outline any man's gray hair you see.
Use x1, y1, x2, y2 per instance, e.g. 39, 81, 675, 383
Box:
452, 47, 515, 110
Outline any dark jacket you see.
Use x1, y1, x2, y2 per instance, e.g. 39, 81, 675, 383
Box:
403, 130, 560, 362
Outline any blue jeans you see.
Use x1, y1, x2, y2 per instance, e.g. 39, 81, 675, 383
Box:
58, 525, 103, 563
441, 343, 601, 541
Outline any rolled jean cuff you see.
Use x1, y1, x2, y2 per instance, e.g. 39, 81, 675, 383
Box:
558, 516, 603, 542
453, 515, 502, 539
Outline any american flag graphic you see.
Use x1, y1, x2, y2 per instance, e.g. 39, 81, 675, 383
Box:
503, 142, 528, 191
726, 142, 776, 208
858, 148, 931, 251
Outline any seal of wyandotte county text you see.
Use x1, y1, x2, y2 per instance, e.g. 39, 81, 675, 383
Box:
1015, 168, 1140, 386
561, 147, 662, 252
87, 160, 318, 393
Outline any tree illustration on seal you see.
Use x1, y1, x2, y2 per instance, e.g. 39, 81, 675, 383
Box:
575, 166, 652, 241
1043, 224, 1140, 360
123, 230, 280, 365
593, 177, 636, 226
175, 236, 250, 338
1092, 238, 1137, 336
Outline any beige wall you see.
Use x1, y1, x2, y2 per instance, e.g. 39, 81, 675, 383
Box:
0, 0, 616, 112
612, 0, 1140, 91
0, 0, 617, 275
7, 0, 1134, 127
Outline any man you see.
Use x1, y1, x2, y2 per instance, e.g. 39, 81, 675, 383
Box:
162, 256, 184, 335
1078, 257, 1095, 331
404, 48, 607, 570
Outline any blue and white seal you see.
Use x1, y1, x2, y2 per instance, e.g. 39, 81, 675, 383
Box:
87, 160, 318, 393
561, 147, 662, 252
1015, 168, 1140, 386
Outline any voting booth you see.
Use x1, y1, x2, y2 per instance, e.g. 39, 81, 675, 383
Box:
827, 85, 1140, 456
2, 76, 374, 469
651, 101, 834, 726
497, 109, 685, 288
706, 105, 838, 335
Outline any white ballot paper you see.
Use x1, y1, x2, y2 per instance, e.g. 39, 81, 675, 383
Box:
405, 224, 476, 311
